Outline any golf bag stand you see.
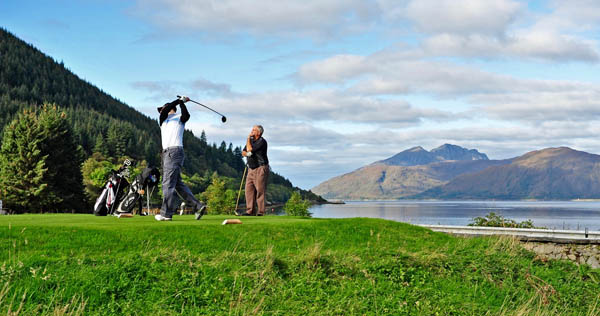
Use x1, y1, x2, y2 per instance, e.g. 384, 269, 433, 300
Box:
116, 167, 160, 215
93, 160, 131, 216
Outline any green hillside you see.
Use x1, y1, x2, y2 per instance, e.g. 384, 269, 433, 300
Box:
1, 214, 599, 315
0, 28, 322, 208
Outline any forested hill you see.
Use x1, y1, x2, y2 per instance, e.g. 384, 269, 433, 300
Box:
0, 28, 320, 203
0, 27, 231, 176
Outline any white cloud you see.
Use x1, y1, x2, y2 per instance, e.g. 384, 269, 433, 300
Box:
533, 1, 600, 32
396, 0, 600, 62
132, 0, 599, 62
297, 50, 591, 97
131, 77, 239, 101
210, 89, 455, 127
475, 88, 600, 122
508, 30, 598, 62
132, 0, 378, 39
403, 0, 522, 36
297, 55, 368, 84
421, 32, 599, 62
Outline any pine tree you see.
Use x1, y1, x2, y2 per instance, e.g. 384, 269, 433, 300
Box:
200, 130, 207, 145
0, 105, 86, 212
93, 133, 108, 156
202, 173, 236, 215
106, 124, 125, 157
37, 104, 86, 212
284, 191, 312, 217
0, 109, 58, 212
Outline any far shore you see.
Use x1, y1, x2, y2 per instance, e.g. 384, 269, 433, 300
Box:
316, 198, 600, 202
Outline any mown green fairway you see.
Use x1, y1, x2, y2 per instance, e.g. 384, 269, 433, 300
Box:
1, 214, 599, 315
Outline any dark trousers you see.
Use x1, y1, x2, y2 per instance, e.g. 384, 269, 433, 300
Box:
160, 147, 201, 218
245, 165, 269, 215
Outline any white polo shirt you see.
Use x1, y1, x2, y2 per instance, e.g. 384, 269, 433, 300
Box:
160, 113, 184, 149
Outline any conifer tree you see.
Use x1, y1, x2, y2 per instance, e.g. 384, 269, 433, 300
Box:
0, 109, 58, 212
200, 130, 207, 145
0, 105, 86, 212
37, 104, 86, 211
93, 133, 108, 156
284, 191, 312, 217
202, 173, 236, 215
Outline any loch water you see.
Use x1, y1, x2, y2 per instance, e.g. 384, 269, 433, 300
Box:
310, 200, 600, 231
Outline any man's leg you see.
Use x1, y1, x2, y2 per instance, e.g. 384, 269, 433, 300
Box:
176, 181, 202, 209
255, 165, 269, 215
245, 168, 257, 215
175, 178, 206, 219
160, 149, 182, 218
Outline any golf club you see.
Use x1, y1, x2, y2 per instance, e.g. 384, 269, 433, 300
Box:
234, 165, 248, 215
177, 95, 227, 123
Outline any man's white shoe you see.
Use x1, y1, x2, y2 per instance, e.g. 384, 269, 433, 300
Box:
154, 214, 172, 221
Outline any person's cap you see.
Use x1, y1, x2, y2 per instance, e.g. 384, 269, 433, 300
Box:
157, 103, 168, 113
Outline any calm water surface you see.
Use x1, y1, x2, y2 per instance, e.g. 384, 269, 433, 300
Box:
310, 201, 600, 231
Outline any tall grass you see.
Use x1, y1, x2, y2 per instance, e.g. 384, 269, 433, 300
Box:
0, 214, 599, 315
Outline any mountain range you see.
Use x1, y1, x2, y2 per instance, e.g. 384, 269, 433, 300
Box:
312, 145, 600, 200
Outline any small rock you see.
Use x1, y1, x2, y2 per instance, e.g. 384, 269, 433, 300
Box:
586, 256, 600, 269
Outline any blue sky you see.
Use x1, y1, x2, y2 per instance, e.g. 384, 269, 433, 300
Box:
2, 0, 600, 189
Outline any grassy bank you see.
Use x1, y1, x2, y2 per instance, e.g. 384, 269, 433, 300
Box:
1, 215, 599, 315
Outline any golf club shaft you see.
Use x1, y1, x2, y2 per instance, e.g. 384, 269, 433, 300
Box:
235, 165, 248, 212
177, 95, 226, 117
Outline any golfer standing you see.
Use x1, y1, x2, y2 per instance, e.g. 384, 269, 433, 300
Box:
239, 125, 269, 216
156, 96, 206, 221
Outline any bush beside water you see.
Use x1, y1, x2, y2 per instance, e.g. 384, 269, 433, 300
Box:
283, 191, 311, 217
469, 212, 542, 228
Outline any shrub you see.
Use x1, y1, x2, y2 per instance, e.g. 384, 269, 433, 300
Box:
284, 191, 311, 217
468, 212, 541, 228
202, 173, 236, 215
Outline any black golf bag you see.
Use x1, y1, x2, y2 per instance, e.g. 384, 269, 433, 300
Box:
93, 161, 131, 216
116, 167, 160, 215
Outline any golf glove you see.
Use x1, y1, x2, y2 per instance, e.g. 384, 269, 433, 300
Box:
246, 151, 252, 157
179, 95, 190, 102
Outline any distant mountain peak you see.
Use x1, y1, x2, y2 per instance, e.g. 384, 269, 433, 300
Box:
432, 143, 457, 150
408, 146, 426, 152
431, 144, 488, 161
378, 144, 488, 166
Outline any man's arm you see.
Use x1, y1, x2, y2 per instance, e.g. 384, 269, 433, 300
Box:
159, 99, 183, 125
251, 138, 266, 151
180, 102, 190, 123
246, 137, 252, 153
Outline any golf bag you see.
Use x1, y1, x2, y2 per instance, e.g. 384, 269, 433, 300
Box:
93, 161, 131, 216
116, 167, 160, 215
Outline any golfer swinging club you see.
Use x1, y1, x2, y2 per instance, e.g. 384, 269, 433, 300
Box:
237, 125, 269, 216
155, 96, 206, 221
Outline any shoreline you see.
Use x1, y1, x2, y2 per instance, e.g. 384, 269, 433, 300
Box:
317, 198, 600, 202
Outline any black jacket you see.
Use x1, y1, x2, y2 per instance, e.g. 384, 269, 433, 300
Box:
243, 137, 268, 169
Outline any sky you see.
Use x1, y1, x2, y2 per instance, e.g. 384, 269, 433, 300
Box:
2, 0, 600, 189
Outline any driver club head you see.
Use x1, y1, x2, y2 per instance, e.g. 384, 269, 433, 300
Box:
221, 116, 227, 123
